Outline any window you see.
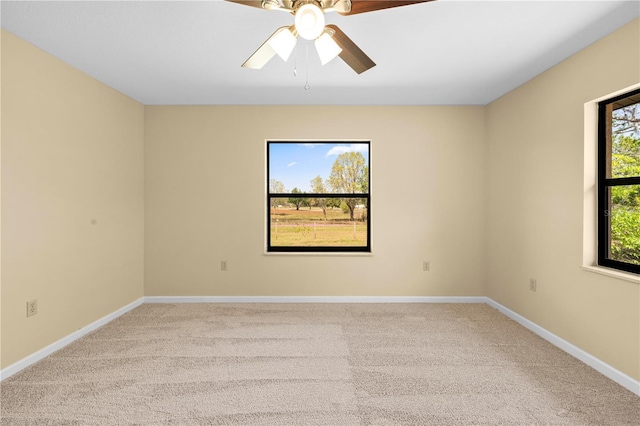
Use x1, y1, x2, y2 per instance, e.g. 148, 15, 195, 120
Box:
267, 141, 370, 253
598, 88, 640, 274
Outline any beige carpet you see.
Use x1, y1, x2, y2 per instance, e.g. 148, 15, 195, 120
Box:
1, 303, 639, 425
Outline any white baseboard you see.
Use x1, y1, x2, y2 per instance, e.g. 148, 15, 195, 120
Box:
485, 297, 640, 397
0, 297, 144, 382
144, 296, 487, 304
3, 295, 638, 398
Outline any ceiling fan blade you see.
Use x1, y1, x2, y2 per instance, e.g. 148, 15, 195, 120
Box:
339, 0, 434, 15
226, 0, 295, 11
325, 24, 375, 74
242, 44, 276, 70
226, 0, 264, 10
242, 26, 292, 69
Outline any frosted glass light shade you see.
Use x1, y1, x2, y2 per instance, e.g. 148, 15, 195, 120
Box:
268, 27, 297, 61
294, 4, 325, 40
315, 32, 342, 65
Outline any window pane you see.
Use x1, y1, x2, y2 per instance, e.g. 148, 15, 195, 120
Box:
610, 102, 640, 179
268, 142, 369, 194
608, 185, 640, 265
269, 196, 368, 247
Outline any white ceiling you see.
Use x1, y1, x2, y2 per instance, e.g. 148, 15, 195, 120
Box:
1, 0, 638, 105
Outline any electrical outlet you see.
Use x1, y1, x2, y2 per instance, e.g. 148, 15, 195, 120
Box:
529, 278, 537, 292
221, 260, 228, 271
423, 261, 430, 271
26, 299, 38, 317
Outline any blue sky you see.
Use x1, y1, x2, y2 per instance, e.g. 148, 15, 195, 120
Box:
269, 142, 369, 193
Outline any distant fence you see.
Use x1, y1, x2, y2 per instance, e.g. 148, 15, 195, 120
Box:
270, 220, 367, 246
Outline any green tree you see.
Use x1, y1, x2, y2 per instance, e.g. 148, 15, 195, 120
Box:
288, 187, 308, 211
611, 134, 640, 208
269, 179, 286, 212
310, 176, 328, 221
326, 198, 341, 210
328, 152, 368, 221
358, 165, 369, 221
609, 104, 640, 264
613, 103, 640, 135
610, 203, 640, 264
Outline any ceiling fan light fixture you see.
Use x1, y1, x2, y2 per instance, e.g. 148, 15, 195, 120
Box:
315, 31, 342, 65
294, 4, 325, 40
328, 0, 351, 14
262, 0, 282, 10
268, 27, 297, 61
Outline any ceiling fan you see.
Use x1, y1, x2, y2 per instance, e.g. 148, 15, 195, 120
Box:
227, 0, 434, 74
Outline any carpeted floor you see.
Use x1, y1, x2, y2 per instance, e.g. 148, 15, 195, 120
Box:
1, 303, 639, 425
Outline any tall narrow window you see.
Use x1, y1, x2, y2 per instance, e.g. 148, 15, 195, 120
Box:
267, 141, 371, 253
598, 88, 640, 274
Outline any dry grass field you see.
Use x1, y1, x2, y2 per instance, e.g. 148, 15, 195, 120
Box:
270, 207, 367, 247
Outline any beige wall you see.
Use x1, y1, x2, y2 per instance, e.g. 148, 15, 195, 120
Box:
2, 18, 640, 384
144, 106, 487, 297
486, 19, 640, 380
1, 28, 3, 369
1, 30, 145, 368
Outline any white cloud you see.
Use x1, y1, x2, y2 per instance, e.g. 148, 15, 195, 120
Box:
325, 144, 368, 157
287, 162, 298, 168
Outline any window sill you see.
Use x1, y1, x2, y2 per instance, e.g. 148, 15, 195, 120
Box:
264, 251, 373, 257
581, 265, 640, 284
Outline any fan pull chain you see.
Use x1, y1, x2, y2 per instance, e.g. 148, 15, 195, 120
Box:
304, 44, 310, 90
293, 41, 298, 77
